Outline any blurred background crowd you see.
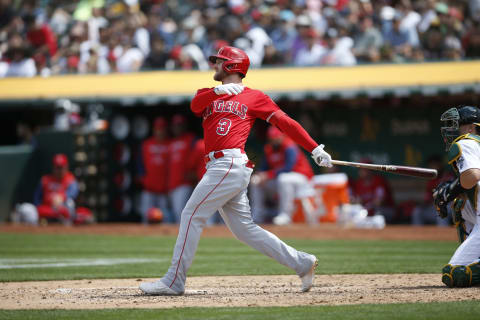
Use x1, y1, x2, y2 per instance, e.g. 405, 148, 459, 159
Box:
1, 0, 480, 77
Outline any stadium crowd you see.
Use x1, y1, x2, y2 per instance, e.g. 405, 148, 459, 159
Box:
1, 0, 480, 77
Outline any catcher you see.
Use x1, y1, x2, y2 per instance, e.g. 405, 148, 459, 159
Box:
433, 105, 480, 287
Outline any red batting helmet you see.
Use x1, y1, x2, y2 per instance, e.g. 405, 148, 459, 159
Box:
267, 126, 285, 140
208, 46, 250, 78
53, 154, 68, 167
153, 117, 167, 130
171, 114, 187, 125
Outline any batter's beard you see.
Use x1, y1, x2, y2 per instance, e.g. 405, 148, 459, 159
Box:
214, 70, 227, 81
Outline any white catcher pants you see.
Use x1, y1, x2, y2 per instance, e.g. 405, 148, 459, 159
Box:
159, 149, 315, 293
449, 200, 480, 266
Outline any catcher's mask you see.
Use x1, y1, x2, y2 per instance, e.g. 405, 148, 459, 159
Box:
441, 106, 480, 150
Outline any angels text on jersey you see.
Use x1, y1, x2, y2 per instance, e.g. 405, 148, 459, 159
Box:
202, 100, 248, 120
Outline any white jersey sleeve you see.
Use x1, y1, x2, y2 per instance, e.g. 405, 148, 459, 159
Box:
456, 139, 480, 174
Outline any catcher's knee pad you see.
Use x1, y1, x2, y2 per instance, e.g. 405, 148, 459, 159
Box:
467, 262, 480, 286
451, 266, 472, 287
442, 264, 474, 287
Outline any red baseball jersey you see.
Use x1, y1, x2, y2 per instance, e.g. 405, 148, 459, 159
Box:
40, 172, 76, 206
352, 175, 394, 215
168, 132, 195, 191
264, 138, 314, 179
141, 137, 169, 193
193, 87, 280, 154
188, 138, 207, 181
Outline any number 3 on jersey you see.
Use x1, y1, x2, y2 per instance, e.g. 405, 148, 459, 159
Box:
216, 118, 232, 136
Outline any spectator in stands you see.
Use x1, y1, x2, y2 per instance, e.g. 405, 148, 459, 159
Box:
396, 0, 421, 48
383, 13, 411, 61
411, 155, 454, 226
167, 114, 195, 223
351, 159, 395, 223
250, 126, 315, 225
24, 14, 57, 61
115, 35, 144, 73
421, 20, 446, 60
34, 154, 78, 224
470, 0, 480, 22
0, 0, 14, 30
2, 0, 480, 78
242, 16, 272, 68
417, 0, 439, 34
353, 16, 383, 63
4, 44, 36, 77
294, 28, 326, 67
463, 21, 480, 58
269, 10, 297, 60
142, 34, 169, 70
320, 28, 357, 66
137, 117, 172, 224
290, 14, 314, 62
129, 11, 150, 57
262, 43, 285, 66
176, 12, 205, 48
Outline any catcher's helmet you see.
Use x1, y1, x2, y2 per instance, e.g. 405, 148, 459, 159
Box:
208, 46, 250, 78
440, 105, 480, 150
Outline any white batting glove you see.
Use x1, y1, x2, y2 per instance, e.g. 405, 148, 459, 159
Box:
311, 144, 332, 168
214, 83, 244, 96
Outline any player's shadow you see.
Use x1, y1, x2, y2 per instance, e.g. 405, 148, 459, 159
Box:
98, 293, 142, 299
381, 285, 446, 290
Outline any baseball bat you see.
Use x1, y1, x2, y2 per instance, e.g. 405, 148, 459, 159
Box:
331, 160, 438, 179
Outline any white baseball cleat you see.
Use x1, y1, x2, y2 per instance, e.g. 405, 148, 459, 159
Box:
300, 257, 318, 292
273, 213, 291, 226
139, 280, 183, 296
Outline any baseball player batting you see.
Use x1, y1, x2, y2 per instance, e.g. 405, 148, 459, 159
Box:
139, 46, 332, 296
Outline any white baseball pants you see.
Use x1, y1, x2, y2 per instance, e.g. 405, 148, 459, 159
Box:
277, 172, 315, 218
159, 149, 315, 293
250, 172, 314, 223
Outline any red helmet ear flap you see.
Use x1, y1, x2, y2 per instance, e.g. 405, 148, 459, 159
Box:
222, 59, 249, 77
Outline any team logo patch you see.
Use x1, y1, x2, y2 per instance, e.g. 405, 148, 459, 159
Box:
457, 156, 465, 170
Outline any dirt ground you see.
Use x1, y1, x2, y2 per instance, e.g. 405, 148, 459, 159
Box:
2, 275, 479, 310
0, 223, 458, 241
1, 224, 473, 310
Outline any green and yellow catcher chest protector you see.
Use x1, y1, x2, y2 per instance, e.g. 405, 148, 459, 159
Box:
448, 133, 480, 210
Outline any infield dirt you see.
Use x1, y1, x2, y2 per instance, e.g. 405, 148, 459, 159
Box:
1, 274, 479, 309
0, 223, 459, 241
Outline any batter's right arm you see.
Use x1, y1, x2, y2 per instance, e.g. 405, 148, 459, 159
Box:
190, 88, 218, 114
190, 84, 244, 114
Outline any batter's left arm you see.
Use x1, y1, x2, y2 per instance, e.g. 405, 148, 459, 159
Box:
460, 169, 480, 189
269, 111, 332, 167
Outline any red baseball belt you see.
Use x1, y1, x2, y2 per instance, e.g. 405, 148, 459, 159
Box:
204, 151, 255, 168
204, 151, 225, 164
